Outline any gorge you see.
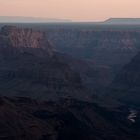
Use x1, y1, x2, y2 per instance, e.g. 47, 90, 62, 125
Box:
0, 25, 139, 140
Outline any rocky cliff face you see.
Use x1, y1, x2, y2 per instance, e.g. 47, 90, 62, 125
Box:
0, 25, 139, 140
105, 52, 140, 106
0, 26, 53, 56
46, 29, 139, 66
45, 29, 140, 90
0, 26, 90, 101
0, 26, 50, 48
1, 26, 139, 91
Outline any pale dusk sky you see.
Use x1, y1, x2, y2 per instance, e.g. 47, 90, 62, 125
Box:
0, 0, 139, 21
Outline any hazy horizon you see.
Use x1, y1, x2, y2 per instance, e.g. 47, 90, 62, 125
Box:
0, 0, 140, 21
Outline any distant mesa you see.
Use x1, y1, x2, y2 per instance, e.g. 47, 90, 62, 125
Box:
0, 16, 72, 23
104, 18, 140, 24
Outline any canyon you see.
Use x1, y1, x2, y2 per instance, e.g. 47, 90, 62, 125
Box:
0, 25, 139, 140
45, 28, 140, 92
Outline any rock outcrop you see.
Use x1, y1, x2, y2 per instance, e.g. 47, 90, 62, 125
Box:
0, 26, 90, 101
106, 52, 140, 106
0, 26, 53, 56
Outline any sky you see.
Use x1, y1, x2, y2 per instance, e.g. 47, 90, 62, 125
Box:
0, 0, 140, 21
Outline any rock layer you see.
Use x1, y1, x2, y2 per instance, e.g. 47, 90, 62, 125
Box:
0, 26, 89, 101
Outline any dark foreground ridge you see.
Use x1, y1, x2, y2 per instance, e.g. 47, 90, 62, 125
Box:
0, 97, 139, 140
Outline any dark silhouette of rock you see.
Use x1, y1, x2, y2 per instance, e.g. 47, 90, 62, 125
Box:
0, 97, 139, 140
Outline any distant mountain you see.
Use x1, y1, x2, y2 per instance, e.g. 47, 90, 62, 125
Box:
0, 16, 72, 23
104, 18, 140, 24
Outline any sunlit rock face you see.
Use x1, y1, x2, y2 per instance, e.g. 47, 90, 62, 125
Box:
0, 26, 54, 58
0, 26, 49, 48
